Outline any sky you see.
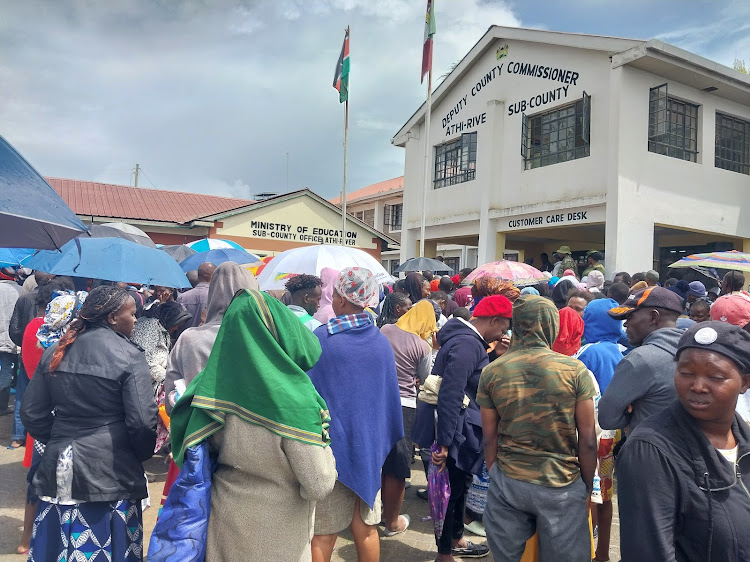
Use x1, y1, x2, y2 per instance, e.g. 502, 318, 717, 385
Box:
1, 0, 748, 201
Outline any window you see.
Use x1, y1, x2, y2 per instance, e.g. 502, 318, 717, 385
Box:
434, 132, 477, 189
354, 211, 363, 221
444, 257, 460, 273
522, 92, 590, 170
353, 209, 375, 227
383, 203, 403, 231
715, 112, 750, 175
648, 83, 698, 162
389, 260, 400, 275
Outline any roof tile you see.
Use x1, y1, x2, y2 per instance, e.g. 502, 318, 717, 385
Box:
330, 176, 403, 205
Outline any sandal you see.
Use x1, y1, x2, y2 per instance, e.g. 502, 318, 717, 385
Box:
383, 514, 410, 537
7, 440, 24, 450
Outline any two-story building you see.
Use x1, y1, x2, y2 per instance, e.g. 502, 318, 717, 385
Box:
392, 26, 750, 277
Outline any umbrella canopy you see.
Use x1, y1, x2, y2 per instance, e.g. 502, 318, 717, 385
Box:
669, 250, 750, 273
465, 260, 547, 287
395, 257, 454, 274
256, 245, 391, 291
0, 134, 88, 249
99, 222, 156, 247
81, 224, 156, 247
186, 238, 245, 252
24, 237, 190, 288
179, 248, 261, 272
0, 247, 36, 267
160, 244, 198, 263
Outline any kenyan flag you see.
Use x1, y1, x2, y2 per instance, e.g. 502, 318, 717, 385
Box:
332, 27, 350, 103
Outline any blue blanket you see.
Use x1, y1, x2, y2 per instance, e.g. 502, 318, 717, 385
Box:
308, 322, 403, 508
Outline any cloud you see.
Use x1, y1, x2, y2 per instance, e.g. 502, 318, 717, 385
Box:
0, 1, 520, 199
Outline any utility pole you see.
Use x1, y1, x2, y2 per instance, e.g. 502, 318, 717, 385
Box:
285, 152, 289, 191
134, 163, 140, 187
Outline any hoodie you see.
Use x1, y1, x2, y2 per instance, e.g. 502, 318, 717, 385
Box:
164, 262, 258, 413
575, 298, 624, 393
412, 316, 489, 474
598, 325, 683, 432
617, 401, 750, 562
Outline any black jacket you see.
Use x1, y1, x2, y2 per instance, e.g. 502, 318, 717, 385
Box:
9, 290, 38, 347
617, 400, 750, 562
21, 324, 157, 502
412, 318, 489, 474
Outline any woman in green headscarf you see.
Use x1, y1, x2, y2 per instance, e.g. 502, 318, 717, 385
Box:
169, 289, 337, 562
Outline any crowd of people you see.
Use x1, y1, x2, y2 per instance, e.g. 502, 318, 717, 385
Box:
1, 254, 750, 562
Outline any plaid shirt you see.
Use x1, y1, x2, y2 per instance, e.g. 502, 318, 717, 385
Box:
327, 312, 373, 335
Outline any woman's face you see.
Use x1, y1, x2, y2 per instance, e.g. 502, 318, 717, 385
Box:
421, 280, 431, 299
394, 298, 412, 319
154, 286, 174, 303
109, 296, 137, 338
675, 348, 750, 423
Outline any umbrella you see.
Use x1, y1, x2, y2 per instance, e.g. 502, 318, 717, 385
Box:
81, 224, 156, 247
24, 237, 190, 288
428, 442, 451, 539
0, 247, 36, 267
256, 245, 392, 291
179, 248, 261, 272
669, 250, 750, 273
395, 257, 454, 274
99, 222, 156, 247
0, 134, 88, 249
186, 238, 245, 252
465, 260, 546, 287
160, 244, 198, 263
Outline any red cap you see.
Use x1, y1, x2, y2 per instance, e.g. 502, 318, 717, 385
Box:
473, 295, 513, 318
451, 274, 460, 285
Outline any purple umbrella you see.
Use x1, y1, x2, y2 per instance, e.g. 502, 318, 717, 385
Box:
428, 442, 451, 538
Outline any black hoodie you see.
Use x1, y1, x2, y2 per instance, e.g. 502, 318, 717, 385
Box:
617, 401, 750, 562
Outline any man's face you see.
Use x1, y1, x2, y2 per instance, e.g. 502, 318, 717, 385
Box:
587, 257, 594, 266
689, 306, 710, 324
476, 316, 510, 343
623, 307, 657, 346
332, 290, 346, 317
567, 297, 587, 317
303, 286, 323, 316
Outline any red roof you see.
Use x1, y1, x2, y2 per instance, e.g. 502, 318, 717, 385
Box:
330, 176, 403, 205
46, 177, 252, 224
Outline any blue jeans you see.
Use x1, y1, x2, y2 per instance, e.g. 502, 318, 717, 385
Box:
12, 362, 28, 441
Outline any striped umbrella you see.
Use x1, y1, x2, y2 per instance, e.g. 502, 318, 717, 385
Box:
465, 260, 547, 287
669, 250, 750, 273
186, 238, 245, 252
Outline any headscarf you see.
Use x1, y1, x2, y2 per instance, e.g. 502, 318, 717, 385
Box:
586, 270, 605, 291
36, 291, 88, 349
404, 272, 426, 305
552, 307, 585, 356
205, 262, 258, 324
520, 287, 540, 296
335, 267, 379, 308
170, 289, 331, 467
549, 276, 560, 288
563, 269, 577, 278
395, 299, 437, 342
551, 279, 576, 309
314, 267, 340, 324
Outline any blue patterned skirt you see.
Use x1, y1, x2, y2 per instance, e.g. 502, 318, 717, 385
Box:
28, 499, 143, 562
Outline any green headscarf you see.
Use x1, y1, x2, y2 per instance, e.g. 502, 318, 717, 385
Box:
507, 294, 560, 352
170, 289, 330, 467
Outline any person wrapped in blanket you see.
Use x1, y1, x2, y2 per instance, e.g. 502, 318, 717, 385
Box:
155, 289, 336, 562
130, 300, 192, 452
21, 286, 157, 562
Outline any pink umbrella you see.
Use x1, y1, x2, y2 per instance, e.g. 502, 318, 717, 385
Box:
465, 260, 546, 287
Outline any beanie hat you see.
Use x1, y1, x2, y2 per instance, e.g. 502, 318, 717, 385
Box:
677, 320, 750, 373
472, 295, 512, 318
688, 281, 707, 298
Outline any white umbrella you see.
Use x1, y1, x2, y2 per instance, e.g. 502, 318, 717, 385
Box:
257, 245, 392, 291
100, 222, 155, 247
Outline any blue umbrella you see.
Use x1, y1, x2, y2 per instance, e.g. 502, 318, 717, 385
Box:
25, 237, 190, 288
0, 134, 88, 249
179, 248, 260, 272
0, 247, 36, 267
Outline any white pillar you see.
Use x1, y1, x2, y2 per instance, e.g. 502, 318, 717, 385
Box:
477, 99, 505, 265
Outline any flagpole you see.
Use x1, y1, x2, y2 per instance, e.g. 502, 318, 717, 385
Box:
419, 69, 432, 258
342, 97, 349, 246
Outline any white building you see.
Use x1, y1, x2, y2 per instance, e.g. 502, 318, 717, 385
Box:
392, 27, 750, 277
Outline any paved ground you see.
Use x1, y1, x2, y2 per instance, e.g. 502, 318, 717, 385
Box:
0, 408, 620, 561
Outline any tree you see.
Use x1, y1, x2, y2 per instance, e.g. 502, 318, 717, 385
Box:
734, 59, 748, 74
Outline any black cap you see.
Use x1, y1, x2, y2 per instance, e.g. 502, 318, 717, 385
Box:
608, 287, 684, 320
676, 320, 750, 372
